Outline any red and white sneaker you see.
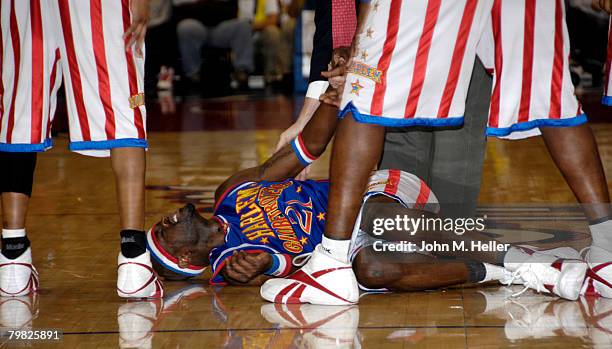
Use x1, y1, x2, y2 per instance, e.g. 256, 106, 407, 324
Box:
505, 250, 587, 300
260, 244, 359, 305
0, 248, 39, 297
580, 246, 612, 298
502, 246, 582, 286
117, 251, 163, 299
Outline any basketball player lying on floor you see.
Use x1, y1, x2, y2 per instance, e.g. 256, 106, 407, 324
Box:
146, 102, 611, 303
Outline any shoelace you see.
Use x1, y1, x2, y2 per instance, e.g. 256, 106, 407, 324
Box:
579, 246, 593, 268
292, 253, 312, 267
505, 264, 546, 298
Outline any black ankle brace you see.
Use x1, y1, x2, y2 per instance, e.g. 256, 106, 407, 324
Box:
120, 230, 147, 258
2, 236, 30, 260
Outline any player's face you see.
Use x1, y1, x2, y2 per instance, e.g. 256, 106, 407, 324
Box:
156, 203, 209, 250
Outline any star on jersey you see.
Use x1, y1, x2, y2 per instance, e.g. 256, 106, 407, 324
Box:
317, 212, 326, 221
361, 50, 368, 60
350, 80, 364, 95
260, 237, 269, 244
295, 186, 302, 193
373, 1, 380, 11
300, 237, 308, 245
366, 28, 374, 38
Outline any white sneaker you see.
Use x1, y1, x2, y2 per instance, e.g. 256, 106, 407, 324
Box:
503, 246, 582, 286
260, 244, 359, 305
0, 248, 39, 297
261, 303, 360, 348
117, 251, 163, 299
581, 246, 612, 298
505, 250, 587, 300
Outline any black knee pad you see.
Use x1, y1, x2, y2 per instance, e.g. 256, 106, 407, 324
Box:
0, 152, 37, 197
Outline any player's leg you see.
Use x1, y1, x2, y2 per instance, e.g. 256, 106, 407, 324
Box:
56, 0, 160, 298
1, 154, 36, 230
475, 0, 612, 298
326, 114, 385, 242
352, 248, 487, 291
0, 155, 38, 295
111, 147, 146, 237
0, 153, 37, 265
540, 125, 612, 224
354, 171, 589, 299
541, 124, 612, 298
0, 0, 58, 296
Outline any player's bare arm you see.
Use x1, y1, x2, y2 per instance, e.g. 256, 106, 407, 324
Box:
215, 102, 339, 201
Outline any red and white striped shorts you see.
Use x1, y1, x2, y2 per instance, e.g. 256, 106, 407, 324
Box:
0, 0, 146, 157
340, 0, 586, 139
478, 0, 586, 139
340, 0, 493, 128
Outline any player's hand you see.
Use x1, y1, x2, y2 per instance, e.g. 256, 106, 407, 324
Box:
321, 47, 353, 107
319, 88, 342, 107
224, 251, 272, 283
124, 0, 150, 57
323, 46, 352, 89
592, 0, 612, 13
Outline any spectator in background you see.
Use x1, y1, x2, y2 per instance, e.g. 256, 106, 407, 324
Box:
566, 0, 610, 87
175, 0, 254, 90
277, 0, 303, 92
247, 0, 290, 86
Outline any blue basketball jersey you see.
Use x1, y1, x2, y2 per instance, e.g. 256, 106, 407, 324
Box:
210, 179, 329, 284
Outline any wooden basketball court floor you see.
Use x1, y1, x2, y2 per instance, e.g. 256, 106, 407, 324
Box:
2, 95, 612, 348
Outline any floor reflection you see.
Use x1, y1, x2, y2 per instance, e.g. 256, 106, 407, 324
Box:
111, 283, 612, 349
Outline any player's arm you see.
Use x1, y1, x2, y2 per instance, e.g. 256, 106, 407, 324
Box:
220, 251, 296, 286
214, 102, 339, 201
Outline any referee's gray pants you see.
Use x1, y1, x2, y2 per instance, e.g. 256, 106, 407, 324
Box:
379, 59, 492, 218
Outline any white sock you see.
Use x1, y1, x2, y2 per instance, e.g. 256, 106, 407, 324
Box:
321, 236, 351, 263
480, 263, 511, 283
589, 220, 612, 251
2, 229, 26, 239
